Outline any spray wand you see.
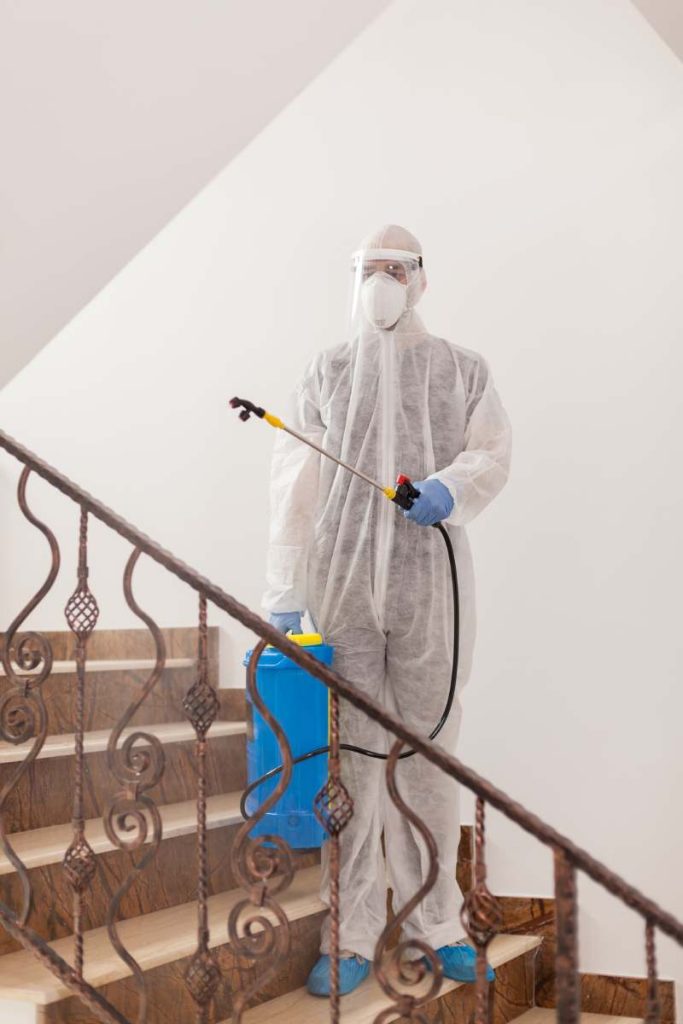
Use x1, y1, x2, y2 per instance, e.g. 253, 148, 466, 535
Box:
229, 396, 422, 511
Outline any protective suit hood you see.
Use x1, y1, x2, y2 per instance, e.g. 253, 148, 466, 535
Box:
350, 224, 428, 338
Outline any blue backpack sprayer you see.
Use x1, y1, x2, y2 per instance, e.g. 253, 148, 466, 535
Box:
230, 397, 460, 849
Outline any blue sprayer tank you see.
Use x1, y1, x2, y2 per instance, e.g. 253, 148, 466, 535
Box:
244, 633, 333, 849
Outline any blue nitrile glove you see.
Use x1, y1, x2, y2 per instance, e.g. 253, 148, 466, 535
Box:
268, 611, 303, 634
403, 479, 454, 526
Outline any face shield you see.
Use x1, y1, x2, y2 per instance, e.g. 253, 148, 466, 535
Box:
349, 248, 425, 334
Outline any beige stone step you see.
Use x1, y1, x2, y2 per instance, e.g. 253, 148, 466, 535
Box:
237, 932, 543, 1024
0, 656, 195, 677
0, 718, 245, 764
515, 1011, 644, 1024
0, 791, 244, 875
0, 864, 323, 1004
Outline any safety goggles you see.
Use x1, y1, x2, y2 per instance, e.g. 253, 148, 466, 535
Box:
350, 248, 423, 287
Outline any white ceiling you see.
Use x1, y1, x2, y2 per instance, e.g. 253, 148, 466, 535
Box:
0, 0, 680, 390
0, 0, 390, 388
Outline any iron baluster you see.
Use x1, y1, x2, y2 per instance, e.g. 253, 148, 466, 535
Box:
461, 798, 503, 1024
313, 690, 354, 1024
554, 847, 580, 1024
103, 547, 167, 1024
0, 467, 59, 926
227, 640, 295, 1023
645, 919, 661, 1024
371, 738, 442, 1024
183, 593, 222, 1022
63, 506, 100, 976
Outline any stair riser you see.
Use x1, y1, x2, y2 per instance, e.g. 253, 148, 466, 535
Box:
498, 895, 556, 1016
0, 735, 246, 831
492, 948, 538, 1024
536, 972, 675, 1022
2, 627, 215, 663
34, 667, 208, 735
407, 947, 538, 1024
41, 910, 326, 1024
0, 825, 242, 956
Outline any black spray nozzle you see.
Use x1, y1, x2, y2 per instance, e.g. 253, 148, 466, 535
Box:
229, 397, 266, 422
392, 474, 421, 511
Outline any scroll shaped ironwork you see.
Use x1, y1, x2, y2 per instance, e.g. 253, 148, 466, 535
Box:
645, 919, 661, 1024
183, 593, 222, 1023
372, 737, 443, 1024
104, 547, 166, 1024
461, 798, 503, 1024
553, 847, 580, 1024
227, 639, 295, 1023
0, 467, 60, 926
313, 689, 353, 1022
63, 505, 99, 976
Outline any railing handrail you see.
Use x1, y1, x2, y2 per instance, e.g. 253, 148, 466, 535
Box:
1, 427, 681, 947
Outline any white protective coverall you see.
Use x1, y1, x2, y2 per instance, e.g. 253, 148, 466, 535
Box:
262, 225, 512, 960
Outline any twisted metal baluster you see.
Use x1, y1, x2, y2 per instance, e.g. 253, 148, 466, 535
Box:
63, 506, 100, 976
461, 798, 503, 1024
228, 639, 295, 1023
645, 920, 661, 1024
553, 847, 580, 1024
313, 690, 354, 1024
0, 467, 60, 925
183, 594, 221, 1022
372, 739, 443, 1024
103, 547, 166, 1024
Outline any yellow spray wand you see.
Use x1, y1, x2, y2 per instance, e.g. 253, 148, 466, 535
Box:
229, 396, 421, 510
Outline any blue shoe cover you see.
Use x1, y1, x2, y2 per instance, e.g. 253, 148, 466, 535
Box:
306, 953, 371, 997
426, 941, 495, 983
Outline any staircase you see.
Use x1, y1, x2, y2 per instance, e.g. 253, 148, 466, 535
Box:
0, 429, 680, 1024
0, 626, 669, 1024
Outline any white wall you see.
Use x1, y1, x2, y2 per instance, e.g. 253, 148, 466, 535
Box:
1, 0, 682, 1005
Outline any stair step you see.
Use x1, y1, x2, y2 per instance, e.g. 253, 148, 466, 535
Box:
0, 719, 245, 764
0, 791, 244, 875
0, 865, 323, 1004
236, 932, 543, 1023
515, 1012, 644, 1024
0, 656, 195, 677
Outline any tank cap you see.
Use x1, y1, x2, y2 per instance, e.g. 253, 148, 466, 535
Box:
286, 632, 323, 646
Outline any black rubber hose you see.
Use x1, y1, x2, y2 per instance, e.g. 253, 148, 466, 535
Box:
240, 521, 459, 821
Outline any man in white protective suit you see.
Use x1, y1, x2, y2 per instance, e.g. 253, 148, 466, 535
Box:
262, 225, 512, 997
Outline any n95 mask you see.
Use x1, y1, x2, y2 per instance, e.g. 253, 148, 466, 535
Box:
360, 272, 407, 330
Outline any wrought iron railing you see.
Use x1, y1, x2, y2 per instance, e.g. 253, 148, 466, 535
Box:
0, 427, 680, 1024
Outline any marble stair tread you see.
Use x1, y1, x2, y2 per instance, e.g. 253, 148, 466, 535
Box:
0, 719, 246, 764
0, 791, 244, 875
0, 656, 195, 677
515, 1011, 644, 1024
0, 865, 323, 1004
237, 932, 543, 1024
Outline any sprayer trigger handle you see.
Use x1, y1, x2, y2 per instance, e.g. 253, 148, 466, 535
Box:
393, 474, 421, 511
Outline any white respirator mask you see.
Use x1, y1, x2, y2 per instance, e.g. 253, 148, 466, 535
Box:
360, 272, 408, 330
